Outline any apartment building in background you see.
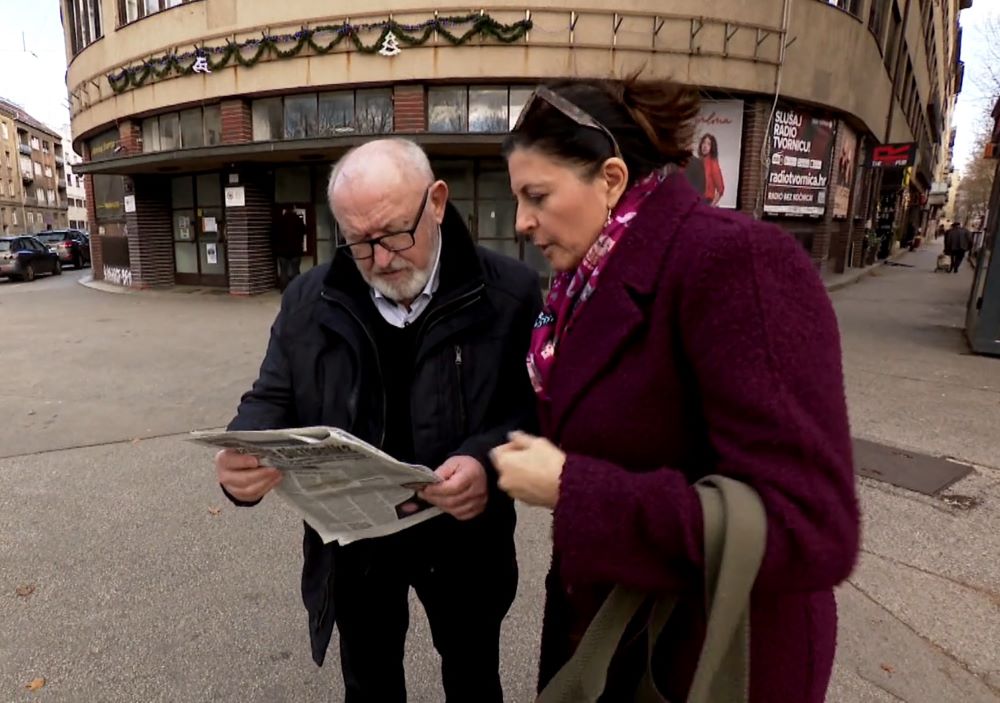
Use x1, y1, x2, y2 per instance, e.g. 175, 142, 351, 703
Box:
0, 98, 70, 235
62, 0, 972, 291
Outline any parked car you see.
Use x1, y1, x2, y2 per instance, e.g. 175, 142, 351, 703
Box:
36, 229, 91, 269
0, 236, 62, 282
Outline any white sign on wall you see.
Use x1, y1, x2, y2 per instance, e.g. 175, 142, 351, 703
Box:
123, 195, 136, 213
225, 186, 246, 208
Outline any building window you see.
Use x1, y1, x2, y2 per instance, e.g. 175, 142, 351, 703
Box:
355, 89, 393, 134
284, 95, 318, 140
204, 105, 221, 146
884, 5, 902, 74
428, 88, 469, 133
159, 113, 180, 150
824, 0, 861, 17
48, 189, 56, 206
252, 98, 283, 141
0, 122, 7, 141
42, 141, 49, 154
67, 0, 103, 54
118, 0, 190, 26
180, 108, 204, 148
318, 92, 355, 136
30, 137, 40, 151
869, 0, 888, 45
34, 162, 42, 176
142, 117, 161, 152
44, 166, 53, 178
469, 88, 509, 133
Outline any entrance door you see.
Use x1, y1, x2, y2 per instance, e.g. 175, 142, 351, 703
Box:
172, 174, 228, 286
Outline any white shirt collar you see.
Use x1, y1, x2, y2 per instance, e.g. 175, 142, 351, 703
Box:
370, 233, 442, 328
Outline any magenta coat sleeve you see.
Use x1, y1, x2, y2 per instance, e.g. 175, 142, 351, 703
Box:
551, 218, 859, 594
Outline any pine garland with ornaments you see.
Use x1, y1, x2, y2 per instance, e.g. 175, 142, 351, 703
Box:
106, 13, 533, 94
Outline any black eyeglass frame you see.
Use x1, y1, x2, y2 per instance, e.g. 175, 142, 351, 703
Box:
513, 86, 623, 160
336, 187, 431, 261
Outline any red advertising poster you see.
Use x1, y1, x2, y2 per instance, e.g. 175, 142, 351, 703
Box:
764, 107, 836, 217
683, 100, 744, 209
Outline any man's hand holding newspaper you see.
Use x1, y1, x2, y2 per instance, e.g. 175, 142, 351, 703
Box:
195, 426, 481, 545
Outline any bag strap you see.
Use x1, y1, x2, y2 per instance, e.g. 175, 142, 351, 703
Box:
537, 475, 767, 703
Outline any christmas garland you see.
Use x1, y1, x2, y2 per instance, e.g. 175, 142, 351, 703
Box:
105, 13, 533, 95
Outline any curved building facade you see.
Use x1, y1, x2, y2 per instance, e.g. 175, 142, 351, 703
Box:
62, 0, 969, 291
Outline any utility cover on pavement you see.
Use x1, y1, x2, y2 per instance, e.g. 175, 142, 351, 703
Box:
853, 438, 973, 495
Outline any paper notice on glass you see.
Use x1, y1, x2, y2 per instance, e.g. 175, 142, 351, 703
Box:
206, 243, 218, 264
204, 216, 218, 233
188, 426, 442, 544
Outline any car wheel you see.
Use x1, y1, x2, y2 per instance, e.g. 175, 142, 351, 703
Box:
23, 264, 35, 282
74, 254, 83, 270
53, 260, 62, 276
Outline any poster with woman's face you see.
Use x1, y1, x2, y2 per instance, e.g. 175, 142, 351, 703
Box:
683, 101, 744, 209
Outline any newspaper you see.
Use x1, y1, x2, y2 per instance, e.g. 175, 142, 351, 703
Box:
190, 426, 442, 545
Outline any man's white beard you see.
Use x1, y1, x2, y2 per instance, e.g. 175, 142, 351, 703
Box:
362, 229, 440, 307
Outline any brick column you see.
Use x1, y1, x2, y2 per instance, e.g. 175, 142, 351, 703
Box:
221, 100, 252, 144
226, 173, 275, 295
393, 85, 426, 132
118, 121, 142, 155
126, 176, 175, 288
738, 100, 771, 217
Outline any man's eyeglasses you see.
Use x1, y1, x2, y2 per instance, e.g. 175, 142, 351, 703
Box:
513, 86, 623, 160
337, 188, 430, 260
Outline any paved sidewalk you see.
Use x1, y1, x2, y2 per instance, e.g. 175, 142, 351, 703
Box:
828, 238, 1000, 702
1, 246, 998, 701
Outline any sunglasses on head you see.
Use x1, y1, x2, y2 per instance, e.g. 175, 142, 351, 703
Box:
513, 86, 623, 160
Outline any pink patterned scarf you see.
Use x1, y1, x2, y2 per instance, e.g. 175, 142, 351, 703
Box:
527, 169, 668, 400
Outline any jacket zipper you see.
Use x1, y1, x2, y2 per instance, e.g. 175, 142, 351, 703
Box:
454, 345, 467, 431
320, 291, 388, 450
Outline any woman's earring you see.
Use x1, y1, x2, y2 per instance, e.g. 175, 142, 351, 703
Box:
605, 207, 613, 227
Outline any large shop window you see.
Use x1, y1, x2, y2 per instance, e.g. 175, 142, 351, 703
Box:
428, 86, 535, 134
252, 89, 393, 142
67, 0, 103, 54
142, 107, 221, 152
119, 0, 191, 26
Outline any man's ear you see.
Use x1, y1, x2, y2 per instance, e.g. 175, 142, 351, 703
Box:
430, 179, 450, 224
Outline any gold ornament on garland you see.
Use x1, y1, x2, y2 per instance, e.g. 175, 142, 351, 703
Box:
106, 13, 532, 95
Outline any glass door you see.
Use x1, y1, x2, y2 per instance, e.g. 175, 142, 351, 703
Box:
172, 174, 228, 286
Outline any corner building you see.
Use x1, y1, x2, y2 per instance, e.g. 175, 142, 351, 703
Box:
63, 0, 969, 292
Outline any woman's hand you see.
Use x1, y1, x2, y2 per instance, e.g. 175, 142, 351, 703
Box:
490, 431, 565, 508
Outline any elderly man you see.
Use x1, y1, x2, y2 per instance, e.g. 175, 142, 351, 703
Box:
944, 221, 971, 273
215, 138, 540, 702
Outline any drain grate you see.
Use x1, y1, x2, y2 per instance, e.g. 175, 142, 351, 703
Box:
853, 438, 973, 495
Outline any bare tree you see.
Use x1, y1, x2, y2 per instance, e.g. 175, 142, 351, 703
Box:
954, 116, 996, 228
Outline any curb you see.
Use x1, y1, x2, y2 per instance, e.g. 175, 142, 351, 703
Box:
78, 276, 135, 295
824, 246, 915, 293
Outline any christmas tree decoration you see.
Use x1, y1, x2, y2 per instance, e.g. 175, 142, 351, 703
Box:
378, 31, 402, 57
105, 14, 533, 95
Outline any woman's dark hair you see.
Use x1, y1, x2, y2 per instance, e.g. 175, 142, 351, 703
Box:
502, 74, 700, 186
700, 133, 719, 159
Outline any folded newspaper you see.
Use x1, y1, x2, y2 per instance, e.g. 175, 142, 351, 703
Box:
190, 426, 442, 545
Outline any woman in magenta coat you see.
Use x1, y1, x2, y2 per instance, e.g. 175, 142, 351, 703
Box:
491, 77, 859, 702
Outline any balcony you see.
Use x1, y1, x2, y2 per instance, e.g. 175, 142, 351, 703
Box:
55, 154, 64, 165
18, 143, 32, 156
21, 171, 34, 184
57, 182, 67, 191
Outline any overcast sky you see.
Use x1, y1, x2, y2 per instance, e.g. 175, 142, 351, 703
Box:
0, 2, 995, 171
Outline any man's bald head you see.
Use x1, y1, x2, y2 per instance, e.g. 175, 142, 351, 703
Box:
328, 139, 434, 208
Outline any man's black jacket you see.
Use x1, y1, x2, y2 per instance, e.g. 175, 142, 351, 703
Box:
225, 202, 542, 665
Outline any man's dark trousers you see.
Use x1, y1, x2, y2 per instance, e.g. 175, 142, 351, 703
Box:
333, 515, 517, 703
950, 250, 966, 273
